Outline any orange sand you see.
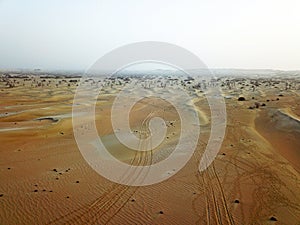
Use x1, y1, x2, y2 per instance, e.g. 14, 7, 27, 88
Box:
0, 75, 300, 224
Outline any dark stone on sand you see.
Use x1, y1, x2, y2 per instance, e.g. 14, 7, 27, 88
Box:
34, 190, 38, 192
276, 98, 279, 100
234, 199, 240, 203
279, 94, 283, 97
53, 168, 57, 172
159, 211, 164, 214
238, 97, 246, 101
76, 181, 79, 183
0, 194, 3, 197
49, 190, 53, 192
42, 189, 46, 192
269, 216, 278, 221
66, 196, 70, 198
261, 103, 266, 106
131, 199, 135, 202
36, 117, 59, 123
222, 153, 226, 155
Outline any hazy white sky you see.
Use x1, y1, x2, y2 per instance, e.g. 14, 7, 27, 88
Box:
0, 0, 299, 70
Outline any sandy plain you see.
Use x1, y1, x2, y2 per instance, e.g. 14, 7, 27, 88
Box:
0, 73, 300, 225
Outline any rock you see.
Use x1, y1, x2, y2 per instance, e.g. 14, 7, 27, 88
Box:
269, 216, 277, 221
238, 97, 246, 101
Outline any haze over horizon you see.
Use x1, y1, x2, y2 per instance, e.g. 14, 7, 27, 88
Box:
0, 0, 300, 71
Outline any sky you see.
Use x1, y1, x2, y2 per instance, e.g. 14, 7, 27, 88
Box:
0, 0, 299, 71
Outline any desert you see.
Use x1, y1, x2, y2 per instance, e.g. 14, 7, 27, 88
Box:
0, 70, 299, 224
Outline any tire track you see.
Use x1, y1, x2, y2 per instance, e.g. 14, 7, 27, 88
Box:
94, 113, 154, 224
47, 110, 155, 224
103, 118, 154, 224
192, 141, 235, 224
212, 163, 235, 225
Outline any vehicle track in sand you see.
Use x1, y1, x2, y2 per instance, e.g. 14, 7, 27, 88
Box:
47, 110, 155, 225
190, 138, 235, 225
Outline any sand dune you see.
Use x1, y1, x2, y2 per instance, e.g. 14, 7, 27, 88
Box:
256, 108, 300, 172
0, 74, 300, 224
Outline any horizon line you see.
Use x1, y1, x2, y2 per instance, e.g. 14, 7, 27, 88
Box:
1, 67, 300, 73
